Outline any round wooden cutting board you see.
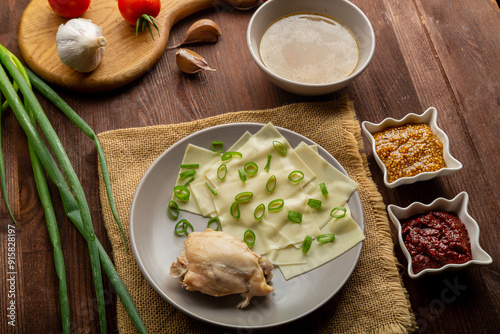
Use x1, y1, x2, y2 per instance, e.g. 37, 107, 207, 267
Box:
18, 0, 256, 93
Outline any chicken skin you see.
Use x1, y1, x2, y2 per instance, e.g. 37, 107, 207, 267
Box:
170, 228, 274, 308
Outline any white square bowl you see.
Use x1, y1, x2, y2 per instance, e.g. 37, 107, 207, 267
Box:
361, 107, 462, 188
387, 192, 492, 279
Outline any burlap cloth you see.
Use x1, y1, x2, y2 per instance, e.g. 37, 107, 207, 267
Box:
97, 96, 417, 333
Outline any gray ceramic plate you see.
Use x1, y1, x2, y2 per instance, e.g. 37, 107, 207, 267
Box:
129, 123, 365, 329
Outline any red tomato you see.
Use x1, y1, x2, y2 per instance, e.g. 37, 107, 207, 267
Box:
118, 0, 161, 26
48, 0, 91, 18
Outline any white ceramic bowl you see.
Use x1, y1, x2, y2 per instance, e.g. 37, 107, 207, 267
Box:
387, 192, 492, 279
247, 0, 375, 96
361, 107, 462, 188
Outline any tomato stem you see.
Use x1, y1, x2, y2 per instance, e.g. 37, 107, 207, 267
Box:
135, 14, 161, 40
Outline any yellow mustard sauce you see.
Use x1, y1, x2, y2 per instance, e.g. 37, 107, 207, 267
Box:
373, 123, 447, 183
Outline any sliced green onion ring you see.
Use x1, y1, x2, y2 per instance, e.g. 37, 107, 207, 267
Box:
211, 141, 224, 153
288, 210, 303, 223
217, 164, 227, 181
183, 176, 195, 187
244, 161, 258, 176
268, 199, 284, 212
221, 151, 242, 161
205, 182, 217, 196
180, 163, 199, 169
235, 191, 253, 202
302, 235, 313, 253
207, 217, 221, 231
175, 219, 194, 236
320, 182, 328, 196
243, 229, 256, 247
330, 206, 347, 218
317, 233, 336, 243
266, 175, 277, 193
173, 185, 190, 201
179, 169, 196, 179
272, 140, 287, 155
307, 198, 322, 209
254, 203, 265, 221
264, 154, 272, 172
238, 169, 247, 182
288, 170, 304, 183
168, 200, 179, 219
230, 201, 240, 219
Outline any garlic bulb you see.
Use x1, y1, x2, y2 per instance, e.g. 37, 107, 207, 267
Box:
56, 18, 107, 73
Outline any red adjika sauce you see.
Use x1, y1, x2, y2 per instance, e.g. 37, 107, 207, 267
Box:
401, 211, 472, 273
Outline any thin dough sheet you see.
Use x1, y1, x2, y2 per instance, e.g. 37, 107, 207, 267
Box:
204, 123, 316, 187
170, 144, 220, 215
274, 206, 365, 280
211, 170, 322, 255
295, 142, 358, 229
169, 124, 363, 279
185, 132, 254, 217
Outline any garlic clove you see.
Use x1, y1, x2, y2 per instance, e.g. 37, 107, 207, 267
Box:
56, 18, 107, 73
175, 48, 216, 74
168, 19, 221, 49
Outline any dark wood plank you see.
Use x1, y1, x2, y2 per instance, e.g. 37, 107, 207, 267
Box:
415, 0, 500, 197
402, 1, 500, 332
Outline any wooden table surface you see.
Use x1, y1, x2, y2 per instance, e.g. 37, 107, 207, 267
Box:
1, 0, 499, 333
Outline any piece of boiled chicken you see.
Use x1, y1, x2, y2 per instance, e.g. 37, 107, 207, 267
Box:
170, 228, 274, 308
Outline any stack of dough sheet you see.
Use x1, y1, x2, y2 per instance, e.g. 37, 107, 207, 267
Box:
171, 123, 365, 279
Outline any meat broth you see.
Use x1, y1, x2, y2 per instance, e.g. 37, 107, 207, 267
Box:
259, 13, 360, 84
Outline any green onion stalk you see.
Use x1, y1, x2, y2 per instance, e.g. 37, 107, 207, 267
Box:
0, 73, 18, 113
0, 91, 16, 224
30, 140, 71, 332
0, 45, 146, 333
0, 51, 17, 224
17, 57, 70, 333
24, 66, 127, 251
1, 46, 107, 334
